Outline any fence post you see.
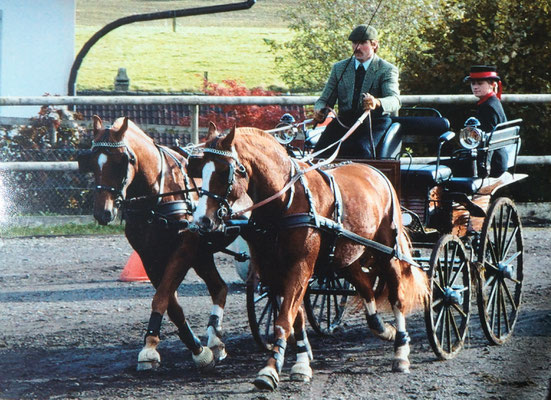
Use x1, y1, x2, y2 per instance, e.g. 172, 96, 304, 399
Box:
190, 104, 199, 144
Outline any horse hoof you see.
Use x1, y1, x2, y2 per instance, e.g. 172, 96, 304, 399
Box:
392, 359, 410, 373
192, 346, 216, 371
137, 348, 161, 371
136, 361, 159, 371
210, 344, 227, 362
253, 366, 279, 391
290, 362, 312, 382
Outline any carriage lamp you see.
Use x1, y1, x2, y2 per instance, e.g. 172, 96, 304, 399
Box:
459, 117, 483, 149
272, 113, 298, 144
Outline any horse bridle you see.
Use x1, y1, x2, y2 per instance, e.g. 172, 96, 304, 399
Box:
82, 128, 137, 206
201, 145, 247, 220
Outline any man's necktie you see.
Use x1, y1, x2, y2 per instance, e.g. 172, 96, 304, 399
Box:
352, 65, 366, 111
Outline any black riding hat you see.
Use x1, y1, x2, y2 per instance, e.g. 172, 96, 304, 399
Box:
463, 65, 501, 83
348, 25, 378, 41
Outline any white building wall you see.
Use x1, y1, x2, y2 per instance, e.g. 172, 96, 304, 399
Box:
0, 0, 75, 117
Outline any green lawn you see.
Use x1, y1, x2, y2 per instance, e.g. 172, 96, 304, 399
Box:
76, 26, 293, 92
75, 0, 295, 92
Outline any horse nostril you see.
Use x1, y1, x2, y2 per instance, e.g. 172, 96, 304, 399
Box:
95, 209, 114, 225
199, 216, 213, 229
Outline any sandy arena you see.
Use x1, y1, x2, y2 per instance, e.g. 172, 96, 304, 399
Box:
0, 228, 550, 399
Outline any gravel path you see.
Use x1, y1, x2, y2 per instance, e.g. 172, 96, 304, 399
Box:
0, 228, 550, 399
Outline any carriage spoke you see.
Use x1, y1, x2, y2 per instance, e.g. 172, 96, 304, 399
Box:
326, 290, 332, 330
434, 302, 446, 333
499, 282, 511, 334
486, 240, 499, 269
449, 259, 466, 288
483, 273, 497, 290
492, 219, 501, 257
502, 226, 519, 260
499, 207, 513, 259
502, 280, 518, 312
449, 308, 462, 341
431, 297, 444, 309
496, 281, 502, 337
446, 308, 452, 353
443, 243, 450, 284
449, 243, 458, 284
487, 278, 499, 319
261, 303, 273, 339
451, 302, 468, 319
317, 293, 327, 327
437, 259, 446, 289
502, 251, 521, 269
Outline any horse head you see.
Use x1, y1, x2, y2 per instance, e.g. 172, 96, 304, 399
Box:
78, 115, 138, 225
193, 123, 253, 231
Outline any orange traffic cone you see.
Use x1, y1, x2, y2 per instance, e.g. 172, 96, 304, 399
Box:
119, 251, 150, 282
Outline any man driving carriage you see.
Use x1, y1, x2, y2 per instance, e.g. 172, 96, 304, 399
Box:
312, 25, 401, 159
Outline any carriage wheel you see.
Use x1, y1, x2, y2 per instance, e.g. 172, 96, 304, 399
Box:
304, 272, 351, 335
425, 234, 471, 360
246, 274, 280, 352
476, 197, 523, 345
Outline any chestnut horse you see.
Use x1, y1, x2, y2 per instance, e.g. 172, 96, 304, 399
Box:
193, 124, 428, 390
78, 116, 229, 371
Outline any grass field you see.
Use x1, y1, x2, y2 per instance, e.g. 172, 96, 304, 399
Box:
75, 0, 296, 92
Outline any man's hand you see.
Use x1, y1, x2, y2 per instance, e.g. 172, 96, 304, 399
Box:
313, 108, 329, 123
363, 93, 381, 111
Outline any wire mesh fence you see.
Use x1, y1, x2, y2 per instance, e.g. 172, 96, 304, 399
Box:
0, 149, 94, 216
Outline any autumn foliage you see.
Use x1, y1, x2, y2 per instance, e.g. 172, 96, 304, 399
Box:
179, 79, 305, 133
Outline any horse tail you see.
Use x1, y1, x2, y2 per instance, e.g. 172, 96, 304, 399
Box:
396, 227, 429, 315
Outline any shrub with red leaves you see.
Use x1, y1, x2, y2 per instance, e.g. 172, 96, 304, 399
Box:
179, 79, 305, 134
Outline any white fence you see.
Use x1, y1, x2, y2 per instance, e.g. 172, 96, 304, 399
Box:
2, 94, 551, 143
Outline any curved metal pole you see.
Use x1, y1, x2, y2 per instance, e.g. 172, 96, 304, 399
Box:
68, 0, 256, 97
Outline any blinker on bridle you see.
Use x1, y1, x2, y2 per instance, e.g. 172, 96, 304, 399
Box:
201, 146, 247, 220
88, 128, 136, 205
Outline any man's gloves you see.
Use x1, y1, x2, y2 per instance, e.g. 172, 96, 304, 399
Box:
363, 93, 381, 111
313, 108, 329, 123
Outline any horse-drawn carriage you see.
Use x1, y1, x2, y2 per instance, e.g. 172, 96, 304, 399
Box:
236, 108, 526, 361
77, 106, 526, 390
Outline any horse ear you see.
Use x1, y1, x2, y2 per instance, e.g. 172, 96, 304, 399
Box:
92, 115, 103, 135
112, 117, 129, 142
206, 121, 218, 141
220, 125, 236, 149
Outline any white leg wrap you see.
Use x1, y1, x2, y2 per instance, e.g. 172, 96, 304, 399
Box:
290, 360, 313, 382
137, 347, 161, 371
207, 326, 227, 361
192, 346, 215, 370
395, 343, 410, 360
392, 305, 406, 332
254, 366, 280, 391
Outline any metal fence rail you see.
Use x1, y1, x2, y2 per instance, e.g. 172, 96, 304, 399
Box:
3, 94, 551, 143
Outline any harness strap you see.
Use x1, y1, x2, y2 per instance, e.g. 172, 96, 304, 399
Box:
231, 111, 370, 218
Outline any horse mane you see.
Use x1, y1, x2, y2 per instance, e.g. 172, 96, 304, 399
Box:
232, 127, 286, 158
112, 117, 155, 144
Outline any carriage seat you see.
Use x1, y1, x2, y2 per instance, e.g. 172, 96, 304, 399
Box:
391, 115, 451, 144
400, 163, 453, 187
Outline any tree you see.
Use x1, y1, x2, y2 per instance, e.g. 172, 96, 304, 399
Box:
401, 0, 551, 155
267, 0, 436, 92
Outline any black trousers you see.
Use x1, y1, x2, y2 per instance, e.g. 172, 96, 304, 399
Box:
313, 115, 392, 159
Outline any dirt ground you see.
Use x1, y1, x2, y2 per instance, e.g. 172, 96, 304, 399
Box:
0, 227, 550, 400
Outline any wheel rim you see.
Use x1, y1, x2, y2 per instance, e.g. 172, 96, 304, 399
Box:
477, 197, 523, 345
425, 234, 471, 359
304, 274, 350, 335
246, 276, 280, 351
